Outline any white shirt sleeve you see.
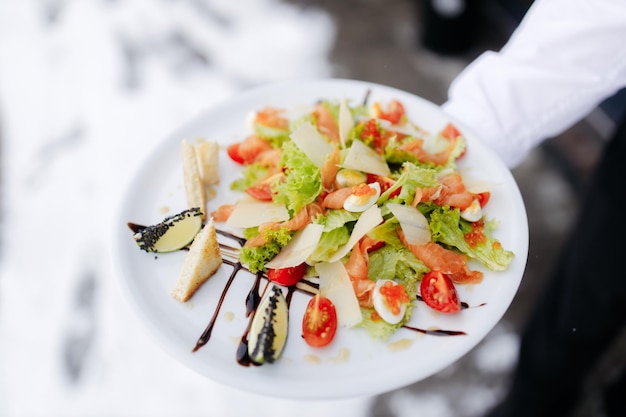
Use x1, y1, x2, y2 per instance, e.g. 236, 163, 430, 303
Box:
441, 0, 626, 168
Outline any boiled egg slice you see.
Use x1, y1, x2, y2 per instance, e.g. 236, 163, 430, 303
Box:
372, 279, 409, 325
343, 182, 381, 213
335, 168, 367, 188
460, 198, 482, 222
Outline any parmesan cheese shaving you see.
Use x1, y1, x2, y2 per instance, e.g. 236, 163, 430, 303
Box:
328, 204, 382, 263
342, 139, 391, 177
461, 173, 502, 194
265, 223, 324, 269
225, 201, 290, 228
316, 261, 362, 328
338, 98, 354, 149
387, 203, 431, 245
289, 122, 334, 168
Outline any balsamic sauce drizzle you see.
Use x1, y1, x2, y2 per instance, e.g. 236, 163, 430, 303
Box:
192, 260, 242, 353
235, 280, 297, 367
236, 329, 255, 367
216, 228, 246, 247
245, 272, 263, 317
191, 229, 479, 362
126, 223, 482, 361
402, 326, 467, 336
235, 279, 270, 367
127, 222, 146, 234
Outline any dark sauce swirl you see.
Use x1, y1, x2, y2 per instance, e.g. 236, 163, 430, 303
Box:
192, 260, 242, 353
193, 231, 480, 364
127, 224, 482, 363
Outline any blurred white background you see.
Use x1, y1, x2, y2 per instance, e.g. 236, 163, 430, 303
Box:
0, 1, 372, 416
3, 1, 613, 416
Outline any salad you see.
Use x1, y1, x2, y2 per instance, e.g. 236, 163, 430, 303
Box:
211, 96, 515, 347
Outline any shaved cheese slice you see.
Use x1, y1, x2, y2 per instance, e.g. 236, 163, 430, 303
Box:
343, 139, 391, 177
338, 98, 354, 149
316, 261, 362, 328
424, 133, 450, 154
225, 201, 289, 228
265, 223, 324, 269
290, 122, 334, 168
387, 203, 431, 245
461, 173, 502, 194
378, 119, 425, 138
328, 204, 382, 263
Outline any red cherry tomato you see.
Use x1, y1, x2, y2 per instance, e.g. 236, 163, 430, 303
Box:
366, 174, 401, 198
439, 122, 468, 160
476, 191, 491, 208
245, 182, 273, 201
375, 99, 406, 124
420, 271, 461, 313
227, 143, 245, 164
267, 263, 308, 287
302, 295, 337, 348
440, 122, 461, 140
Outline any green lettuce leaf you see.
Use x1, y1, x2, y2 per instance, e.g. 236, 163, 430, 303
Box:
253, 123, 290, 148
368, 245, 428, 285
384, 132, 467, 171
377, 162, 439, 205
239, 227, 292, 273
306, 209, 358, 263
357, 304, 414, 340
445, 134, 467, 165
314, 209, 360, 232
384, 136, 420, 166
307, 227, 351, 263
429, 206, 514, 271
230, 162, 269, 192
271, 140, 322, 214
367, 219, 403, 247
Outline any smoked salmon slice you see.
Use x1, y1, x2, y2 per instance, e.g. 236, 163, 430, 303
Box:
237, 135, 274, 165
344, 235, 385, 308
243, 203, 324, 248
398, 228, 483, 284
321, 146, 340, 192
418, 173, 476, 210
320, 187, 354, 209
314, 104, 340, 144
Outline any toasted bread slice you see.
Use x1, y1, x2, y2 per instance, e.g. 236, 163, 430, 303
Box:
193, 139, 220, 185
181, 140, 206, 218
171, 218, 222, 302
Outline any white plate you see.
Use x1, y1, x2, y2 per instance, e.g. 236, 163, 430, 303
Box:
113, 78, 528, 400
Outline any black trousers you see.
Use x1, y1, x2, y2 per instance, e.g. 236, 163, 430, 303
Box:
487, 116, 626, 416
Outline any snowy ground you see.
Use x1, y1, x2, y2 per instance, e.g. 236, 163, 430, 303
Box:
0, 1, 528, 416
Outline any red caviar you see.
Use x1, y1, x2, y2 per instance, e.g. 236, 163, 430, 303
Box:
379, 281, 410, 315
464, 219, 487, 248
254, 107, 289, 130
352, 183, 377, 197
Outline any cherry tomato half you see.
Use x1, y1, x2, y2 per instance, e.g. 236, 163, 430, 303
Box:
245, 182, 273, 201
375, 99, 406, 124
267, 263, 308, 287
367, 173, 401, 199
227, 143, 245, 164
420, 271, 461, 313
302, 295, 337, 348
476, 191, 491, 208
440, 122, 461, 140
